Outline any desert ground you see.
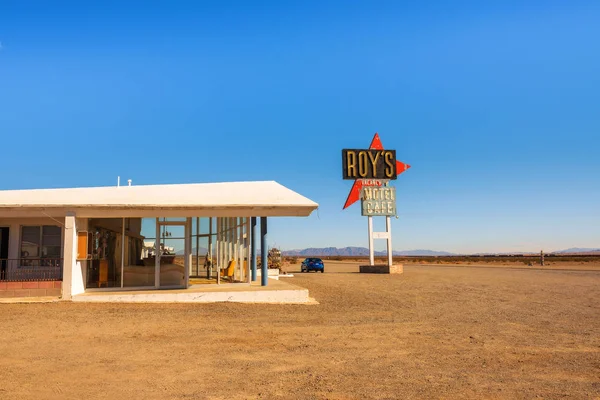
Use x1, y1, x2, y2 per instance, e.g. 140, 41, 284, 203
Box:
1, 263, 599, 399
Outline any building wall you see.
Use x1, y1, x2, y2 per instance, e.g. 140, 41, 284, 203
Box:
0, 281, 62, 298
72, 217, 87, 296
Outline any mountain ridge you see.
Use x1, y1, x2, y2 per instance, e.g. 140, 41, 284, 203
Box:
281, 247, 600, 257
282, 247, 454, 257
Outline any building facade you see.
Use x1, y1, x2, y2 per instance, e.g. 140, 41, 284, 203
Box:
0, 181, 318, 299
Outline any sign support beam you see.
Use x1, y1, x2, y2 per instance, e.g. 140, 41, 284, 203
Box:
368, 216, 374, 266
386, 216, 393, 267
368, 216, 394, 267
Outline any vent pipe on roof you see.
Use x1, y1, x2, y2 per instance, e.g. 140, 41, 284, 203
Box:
128, 179, 132, 186
117, 176, 120, 187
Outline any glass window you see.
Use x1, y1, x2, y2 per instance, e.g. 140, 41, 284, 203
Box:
42, 226, 62, 258
86, 219, 123, 288
20, 225, 62, 267
123, 218, 154, 287
21, 226, 41, 258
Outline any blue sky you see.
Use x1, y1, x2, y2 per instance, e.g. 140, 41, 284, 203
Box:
1, 1, 598, 253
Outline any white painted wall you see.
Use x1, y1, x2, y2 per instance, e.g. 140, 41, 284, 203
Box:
71, 217, 87, 296
62, 214, 85, 298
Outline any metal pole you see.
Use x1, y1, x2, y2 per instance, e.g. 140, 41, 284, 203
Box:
260, 217, 268, 286
208, 217, 213, 279
251, 217, 257, 282
155, 217, 160, 288
368, 216, 374, 266
238, 218, 244, 282
386, 216, 393, 267
216, 218, 220, 285
246, 217, 251, 284
234, 218, 239, 282
185, 218, 191, 288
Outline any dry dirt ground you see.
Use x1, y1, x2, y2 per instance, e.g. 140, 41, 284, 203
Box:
1, 264, 599, 400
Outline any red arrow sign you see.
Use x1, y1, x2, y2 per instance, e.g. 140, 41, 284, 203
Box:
343, 133, 410, 209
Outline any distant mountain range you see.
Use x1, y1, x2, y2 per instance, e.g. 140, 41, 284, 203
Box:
282, 247, 454, 257
281, 247, 600, 257
175, 246, 599, 257
554, 248, 600, 254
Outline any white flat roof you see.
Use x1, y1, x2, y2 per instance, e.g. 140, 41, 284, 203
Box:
0, 181, 318, 218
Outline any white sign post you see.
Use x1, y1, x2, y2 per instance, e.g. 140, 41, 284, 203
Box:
362, 185, 395, 267
367, 215, 393, 267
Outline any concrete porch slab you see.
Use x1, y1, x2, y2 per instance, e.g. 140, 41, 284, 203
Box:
72, 279, 311, 304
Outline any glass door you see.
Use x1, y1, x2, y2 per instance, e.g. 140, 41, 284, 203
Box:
157, 219, 188, 288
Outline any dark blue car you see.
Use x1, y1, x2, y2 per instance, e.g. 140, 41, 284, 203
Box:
301, 257, 325, 273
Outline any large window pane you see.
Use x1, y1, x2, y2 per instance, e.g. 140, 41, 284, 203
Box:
86, 219, 123, 288
42, 226, 62, 259
160, 237, 184, 286
123, 218, 155, 287
21, 226, 40, 258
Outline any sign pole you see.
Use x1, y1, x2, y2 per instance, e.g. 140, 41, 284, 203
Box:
368, 216, 374, 266
386, 216, 393, 267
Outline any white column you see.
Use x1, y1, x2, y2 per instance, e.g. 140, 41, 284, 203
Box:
185, 218, 191, 288
368, 216, 374, 266
75, 218, 89, 290
155, 218, 160, 288
62, 212, 79, 300
245, 217, 251, 284
386, 216, 393, 267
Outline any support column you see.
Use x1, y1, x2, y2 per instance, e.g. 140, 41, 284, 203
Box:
155, 218, 160, 288
185, 218, 192, 288
260, 216, 268, 286
246, 218, 251, 284
196, 217, 200, 276
238, 218, 244, 282
208, 217, 213, 279
216, 218, 221, 285
368, 216, 374, 266
386, 216, 393, 267
251, 217, 257, 282
234, 218, 240, 281
62, 212, 78, 300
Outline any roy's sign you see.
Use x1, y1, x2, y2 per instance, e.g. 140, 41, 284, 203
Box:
342, 149, 397, 180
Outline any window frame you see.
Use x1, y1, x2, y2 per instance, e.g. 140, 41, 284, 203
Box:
19, 225, 63, 267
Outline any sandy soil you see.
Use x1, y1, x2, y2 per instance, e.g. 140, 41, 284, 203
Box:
0, 264, 599, 399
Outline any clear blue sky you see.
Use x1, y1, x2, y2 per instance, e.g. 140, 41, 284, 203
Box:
1, 1, 598, 254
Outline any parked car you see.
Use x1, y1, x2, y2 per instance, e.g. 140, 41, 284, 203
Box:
301, 257, 325, 273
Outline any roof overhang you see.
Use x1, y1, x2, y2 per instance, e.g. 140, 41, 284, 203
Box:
0, 181, 319, 219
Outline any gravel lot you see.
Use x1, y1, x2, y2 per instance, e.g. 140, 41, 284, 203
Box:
0, 263, 598, 399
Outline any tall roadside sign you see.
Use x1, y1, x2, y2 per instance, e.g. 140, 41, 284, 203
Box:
342, 133, 411, 270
